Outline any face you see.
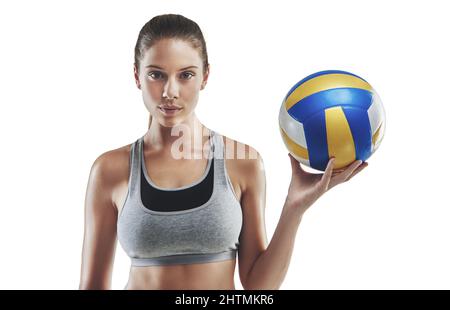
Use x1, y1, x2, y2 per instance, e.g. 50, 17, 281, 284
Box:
134, 38, 209, 128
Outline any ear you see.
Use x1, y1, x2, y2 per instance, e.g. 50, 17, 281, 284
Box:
134, 63, 141, 90
200, 64, 210, 90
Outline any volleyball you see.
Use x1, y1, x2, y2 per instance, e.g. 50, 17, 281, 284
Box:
278, 70, 386, 171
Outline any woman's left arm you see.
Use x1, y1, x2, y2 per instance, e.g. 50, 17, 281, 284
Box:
238, 152, 368, 290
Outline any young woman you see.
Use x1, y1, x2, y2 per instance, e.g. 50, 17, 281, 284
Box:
79, 14, 367, 290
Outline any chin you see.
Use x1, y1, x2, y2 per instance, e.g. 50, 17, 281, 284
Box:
157, 117, 183, 128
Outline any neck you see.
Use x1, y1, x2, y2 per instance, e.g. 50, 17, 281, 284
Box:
144, 115, 211, 158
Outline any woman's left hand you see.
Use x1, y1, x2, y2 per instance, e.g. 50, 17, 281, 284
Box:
285, 153, 368, 215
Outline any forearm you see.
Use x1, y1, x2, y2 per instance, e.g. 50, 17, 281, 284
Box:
244, 200, 304, 290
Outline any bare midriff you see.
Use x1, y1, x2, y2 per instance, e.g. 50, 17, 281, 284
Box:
124, 259, 237, 290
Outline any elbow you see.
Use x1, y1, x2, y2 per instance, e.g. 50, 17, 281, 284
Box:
242, 270, 283, 290
241, 269, 283, 290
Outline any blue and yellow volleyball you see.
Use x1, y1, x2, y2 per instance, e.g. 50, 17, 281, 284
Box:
279, 70, 386, 171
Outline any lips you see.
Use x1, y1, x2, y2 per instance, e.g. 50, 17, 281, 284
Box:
158, 106, 182, 115
160, 107, 181, 110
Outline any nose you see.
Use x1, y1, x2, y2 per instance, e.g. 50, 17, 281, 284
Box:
162, 77, 179, 100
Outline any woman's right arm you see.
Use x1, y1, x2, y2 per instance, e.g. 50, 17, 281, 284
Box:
79, 154, 118, 290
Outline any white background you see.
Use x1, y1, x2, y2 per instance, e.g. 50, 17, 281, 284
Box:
0, 0, 449, 290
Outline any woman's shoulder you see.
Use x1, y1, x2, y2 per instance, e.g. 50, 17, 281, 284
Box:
220, 133, 262, 161
89, 142, 133, 189
220, 134, 265, 185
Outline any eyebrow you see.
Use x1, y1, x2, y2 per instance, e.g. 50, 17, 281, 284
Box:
145, 65, 198, 71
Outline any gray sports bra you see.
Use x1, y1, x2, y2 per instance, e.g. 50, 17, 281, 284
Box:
117, 130, 243, 266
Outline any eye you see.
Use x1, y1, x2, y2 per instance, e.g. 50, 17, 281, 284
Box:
180, 71, 194, 80
148, 71, 164, 80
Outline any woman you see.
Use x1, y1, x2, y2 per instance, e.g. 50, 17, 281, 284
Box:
79, 14, 367, 290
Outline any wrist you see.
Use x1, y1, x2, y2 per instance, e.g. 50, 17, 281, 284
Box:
283, 198, 306, 219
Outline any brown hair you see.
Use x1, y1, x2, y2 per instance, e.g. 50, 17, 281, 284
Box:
134, 14, 209, 128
